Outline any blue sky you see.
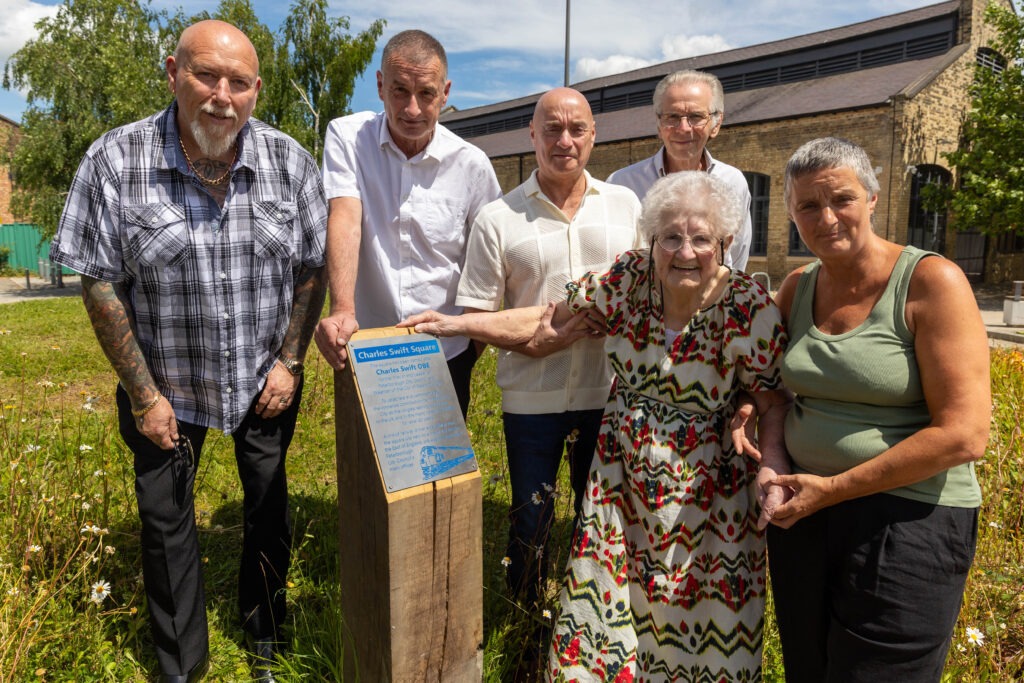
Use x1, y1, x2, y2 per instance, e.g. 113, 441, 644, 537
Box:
0, 0, 990, 124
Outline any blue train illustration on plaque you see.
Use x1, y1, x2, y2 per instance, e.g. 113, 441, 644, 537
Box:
420, 445, 476, 479
348, 333, 479, 492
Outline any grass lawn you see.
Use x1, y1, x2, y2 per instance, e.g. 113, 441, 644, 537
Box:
0, 297, 1021, 681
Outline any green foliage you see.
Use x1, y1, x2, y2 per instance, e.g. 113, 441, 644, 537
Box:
1, 0, 383, 240
935, 3, 1024, 236
3, 0, 176, 242
272, 0, 384, 159
1, 297, 1022, 680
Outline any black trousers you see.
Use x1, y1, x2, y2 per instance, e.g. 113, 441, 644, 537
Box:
768, 492, 978, 683
117, 381, 300, 676
446, 343, 479, 419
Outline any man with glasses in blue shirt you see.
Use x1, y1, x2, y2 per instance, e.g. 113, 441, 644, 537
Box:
608, 70, 752, 272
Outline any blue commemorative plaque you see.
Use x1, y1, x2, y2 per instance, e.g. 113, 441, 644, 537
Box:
347, 333, 478, 492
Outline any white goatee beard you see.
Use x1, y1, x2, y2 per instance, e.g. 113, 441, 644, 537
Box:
189, 107, 238, 157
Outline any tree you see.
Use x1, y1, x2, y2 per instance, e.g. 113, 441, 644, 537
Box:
274, 0, 384, 159
3, 0, 383, 239
3, 0, 176, 240
936, 2, 1024, 236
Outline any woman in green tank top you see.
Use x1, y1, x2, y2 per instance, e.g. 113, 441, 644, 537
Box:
764, 138, 990, 682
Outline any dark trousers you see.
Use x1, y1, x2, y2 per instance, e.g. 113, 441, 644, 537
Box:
502, 409, 604, 605
117, 381, 300, 676
768, 493, 978, 683
446, 343, 479, 419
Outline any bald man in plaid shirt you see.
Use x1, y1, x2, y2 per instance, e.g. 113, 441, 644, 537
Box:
49, 20, 325, 683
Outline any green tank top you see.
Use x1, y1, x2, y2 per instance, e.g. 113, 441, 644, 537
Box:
781, 246, 981, 507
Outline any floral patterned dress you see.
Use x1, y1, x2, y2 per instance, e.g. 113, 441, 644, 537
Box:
548, 250, 786, 682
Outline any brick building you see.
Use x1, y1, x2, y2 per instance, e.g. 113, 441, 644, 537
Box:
441, 0, 1021, 284
0, 115, 18, 225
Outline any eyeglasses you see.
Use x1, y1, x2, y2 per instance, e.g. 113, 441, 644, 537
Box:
170, 433, 195, 508
657, 112, 717, 129
654, 233, 721, 254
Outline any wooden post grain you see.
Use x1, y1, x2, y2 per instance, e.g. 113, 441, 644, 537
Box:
335, 327, 483, 682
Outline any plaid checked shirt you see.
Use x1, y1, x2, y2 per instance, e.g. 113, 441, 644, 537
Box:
51, 103, 327, 432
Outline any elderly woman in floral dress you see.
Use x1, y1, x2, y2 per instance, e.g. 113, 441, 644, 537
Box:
546, 172, 791, 682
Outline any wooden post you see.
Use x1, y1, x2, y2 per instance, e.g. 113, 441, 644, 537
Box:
335, 327, 483, 681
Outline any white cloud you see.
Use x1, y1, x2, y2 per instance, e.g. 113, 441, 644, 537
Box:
572, 33, 735, 82
0, 0, 60, 65
661, 34, 734, 61
574, 55, 656, 82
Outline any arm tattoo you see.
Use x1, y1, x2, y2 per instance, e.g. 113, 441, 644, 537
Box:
279, 265, 327, 361
80, 276, 159, 406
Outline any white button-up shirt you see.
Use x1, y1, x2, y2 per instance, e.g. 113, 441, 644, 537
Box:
607, 147, 752, 272
322, 111, 501, 359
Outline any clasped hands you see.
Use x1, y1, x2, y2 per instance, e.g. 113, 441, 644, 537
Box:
731, 401, 834, 529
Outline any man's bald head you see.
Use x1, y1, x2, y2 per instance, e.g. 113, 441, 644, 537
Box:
167, 20, 262, 159
174, 20, 260, 74
530, 88, 596, 184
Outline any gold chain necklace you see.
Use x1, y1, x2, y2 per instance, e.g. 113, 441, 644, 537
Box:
178, 137, 236, 185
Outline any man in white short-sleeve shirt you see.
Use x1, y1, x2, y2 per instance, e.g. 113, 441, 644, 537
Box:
608, 69, 752, 272
315, 29, 500, 415
445, 88, 640, 614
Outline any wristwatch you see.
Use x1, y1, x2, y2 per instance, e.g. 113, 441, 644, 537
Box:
277, 357, 304, 376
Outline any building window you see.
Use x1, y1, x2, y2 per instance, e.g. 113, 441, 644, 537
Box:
788, 221, 812, 256
907, 165, 950, 253
996, 232, 1024, 254
743, 172, 770, 257
976, 47, 1006, 75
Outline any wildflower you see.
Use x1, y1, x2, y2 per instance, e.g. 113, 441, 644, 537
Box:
81, 524, 101, 536
104, 546, 116, 555
24, 444, 42, 453
531, 491, 543, 505
7, 587, 19, 596
81, 502, 91, 511
542, 482, 554, 493
93, 469, 105, 478
957, 644, 966, 653
966, 626, 985, 647
989, 521, 1002, 529
27, 545, 42, 554
79, 444, 94, 452
535, 546, 544, 559
542, 609, 552, 619
501, 556, 512, 568
50, 345, 61, 351
36, 380, 55, 388
0, 329, 9, 335
129, 606, 138, 615
9, 461, 18, 471
90, 580, 111, 605
82, 402, 96, 412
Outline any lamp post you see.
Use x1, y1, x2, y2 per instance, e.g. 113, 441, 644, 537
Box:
564, 0, 570, 86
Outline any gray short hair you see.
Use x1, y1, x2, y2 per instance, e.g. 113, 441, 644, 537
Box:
382, 30, 448, 80
784, 137, 880, 204
639, 172, 743, 244
653, 70, 724, 119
